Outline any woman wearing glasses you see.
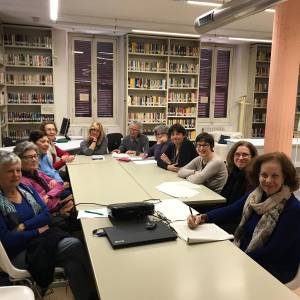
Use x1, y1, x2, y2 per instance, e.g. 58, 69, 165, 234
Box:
80, 122, 108, 155
178, 132, 228, 193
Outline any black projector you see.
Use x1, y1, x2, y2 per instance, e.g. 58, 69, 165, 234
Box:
107, 202, 154, 220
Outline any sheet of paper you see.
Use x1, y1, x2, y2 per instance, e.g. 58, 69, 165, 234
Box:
77, 208, 108, 219
156, 182, 200, 198
155, 199, 199, 222
133, 159, 157, 165
112, 153, 129, 159
171, 221, 234, 244
129, 156, 143, 161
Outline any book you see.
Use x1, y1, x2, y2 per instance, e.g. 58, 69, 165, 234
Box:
170, 221, 234, 244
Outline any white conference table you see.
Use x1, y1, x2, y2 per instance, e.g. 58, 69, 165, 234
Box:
67, 155, 299, 300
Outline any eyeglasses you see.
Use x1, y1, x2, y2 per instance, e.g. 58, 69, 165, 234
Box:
22, 154, 38, 161
234, 153, 251, 158
196, 143, 210, 148
90, 128, 100, 132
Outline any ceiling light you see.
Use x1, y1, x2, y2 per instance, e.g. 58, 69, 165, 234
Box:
229, 37, 272, 43
50, 0, 59, 21
187, 1, 222, 7
265, 8, 275, 13
132, 29, 200, 38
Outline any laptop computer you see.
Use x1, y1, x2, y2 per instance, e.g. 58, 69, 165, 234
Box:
104, 220, 177, 249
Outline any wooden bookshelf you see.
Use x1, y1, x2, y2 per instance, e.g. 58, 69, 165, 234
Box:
126, 34, 199, 141
2, 24, 54, 143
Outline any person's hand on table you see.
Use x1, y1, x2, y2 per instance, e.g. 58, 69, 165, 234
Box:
160, 153, 171, 164
126, 150, 136, 155
187, 214, 207, 229
112, 149, 120, 153
167, 164, 180, 173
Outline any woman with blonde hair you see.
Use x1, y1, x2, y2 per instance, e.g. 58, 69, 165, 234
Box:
80, 122, 108, 155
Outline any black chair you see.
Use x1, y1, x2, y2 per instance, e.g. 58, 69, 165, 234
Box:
2, 137, 14, 147
107, 133, 123, 152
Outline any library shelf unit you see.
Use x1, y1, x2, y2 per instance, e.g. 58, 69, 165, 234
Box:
1, 24, 54, 145
126, 34, 199, 141
246, 44, 271, 138
0, 23, 5, 146
293, 71, 300, 137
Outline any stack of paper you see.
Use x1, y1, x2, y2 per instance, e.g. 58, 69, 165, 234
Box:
112, 153, 129, 159
133, 159, 156, 165
171, 221, 234, 244
156, 181, 200, 198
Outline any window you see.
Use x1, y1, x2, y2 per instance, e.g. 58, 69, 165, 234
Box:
70, 35, 117, 122
198, 47, 232, 120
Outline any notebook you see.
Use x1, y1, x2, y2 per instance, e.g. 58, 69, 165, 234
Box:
104, 220, 177, 249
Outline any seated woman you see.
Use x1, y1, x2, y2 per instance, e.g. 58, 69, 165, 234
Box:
80, 122, 108, 156
145, 124, 170, 160
221, 141, 258, 205
178, 132, 228, 193
0, 151, 98, 300
13, 141, 73, 214
40, 121, 75, 170
187, 152, 300, 284
157, 123, 198, 172
114, 121, 149, 155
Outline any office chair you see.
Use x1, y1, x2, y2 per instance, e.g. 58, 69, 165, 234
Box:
0, 241, 68, 299
2, 137, 14, 147
0, 286, 35, 300
107, 133, 123, 152
286, 263, 300, 290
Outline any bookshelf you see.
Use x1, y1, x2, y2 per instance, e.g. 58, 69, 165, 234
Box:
126, 35, 199, 141
0, 23, 5, 146
294, 70, 300, 136
247, 44, 271, 138
2, 24, 54, 144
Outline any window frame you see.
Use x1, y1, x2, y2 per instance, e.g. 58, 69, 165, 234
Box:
198, 45, 233, 123
69, 34, 118, 125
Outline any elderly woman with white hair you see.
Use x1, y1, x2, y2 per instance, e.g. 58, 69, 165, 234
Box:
0, 151, 98, 300
114, 120, 149, 155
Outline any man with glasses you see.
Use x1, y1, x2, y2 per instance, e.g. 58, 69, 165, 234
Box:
178, 132, 228, 193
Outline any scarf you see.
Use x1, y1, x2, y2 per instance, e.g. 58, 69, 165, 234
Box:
234, 185, 291, 253
22, 169, 50, 192
0, 185, 42, 229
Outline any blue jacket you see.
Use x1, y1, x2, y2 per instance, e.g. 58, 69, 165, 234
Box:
0, 183, 51, 258
39, 153, 63, 183
207, 192, 300, 283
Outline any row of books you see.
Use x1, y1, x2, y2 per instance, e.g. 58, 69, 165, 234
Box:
128, 112, 166, 123
5, 53, 52, 67
169, 78, 196, 88
8, 112, 54, 122
253, 112, 266, 123
8, 129, 31, 139
169, 63, 198, 73
256, 49, 271, 62
129, 42, 167, 55
168, 92, 197, 102
8, 92, 54, 104
186, 130, 196, 140
170, 45, 199, 57
4, 33, 52, 48
167, 118, 195, 128
256, 66, 269, 77
128, 60, 167, 72
6, 73, 53, 85
254, 97, 267, 108
129, 95, 166, 106
128, 78, 166, 89
168, 107, 196, 116
252, 127, 265, 138
255, 81, 268, 93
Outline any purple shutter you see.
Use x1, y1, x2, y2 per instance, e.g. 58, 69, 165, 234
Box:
97, 42, 113, 117
198, 48, 212, 118
214, 49, 230, 118
74, 40, 92, 117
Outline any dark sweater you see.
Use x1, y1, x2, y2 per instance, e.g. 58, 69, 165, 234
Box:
157, 138, 198, 169
207, 192, 300, 283
148, 140, 171, 161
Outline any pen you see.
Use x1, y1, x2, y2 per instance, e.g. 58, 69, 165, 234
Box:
85, 210, 103, 216
189, 206, 193, 216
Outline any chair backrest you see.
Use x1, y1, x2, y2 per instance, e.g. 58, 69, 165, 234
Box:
0, 241, 30, 279
3, 137, 14, 147
107, 133, 123, 152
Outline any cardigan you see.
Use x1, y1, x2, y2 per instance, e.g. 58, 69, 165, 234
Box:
147, 140, 171, 161
207, 192, 300, 283
178, 154, 228, 193
157, 138, 198, 170
20, 170, 64, 212
80, 136, 108, 156
119, 134, 149, 154
39, 153, 63, 183
0, 183, 51, 259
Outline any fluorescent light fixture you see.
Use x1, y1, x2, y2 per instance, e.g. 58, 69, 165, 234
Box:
229, 37, 272, 43
132, 29, 200, 38
265, 8, 275, 13
187, 1, 222, 7
50, 0, 59, 21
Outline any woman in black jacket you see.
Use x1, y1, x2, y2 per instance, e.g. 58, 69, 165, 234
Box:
157, 124, 198, 172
